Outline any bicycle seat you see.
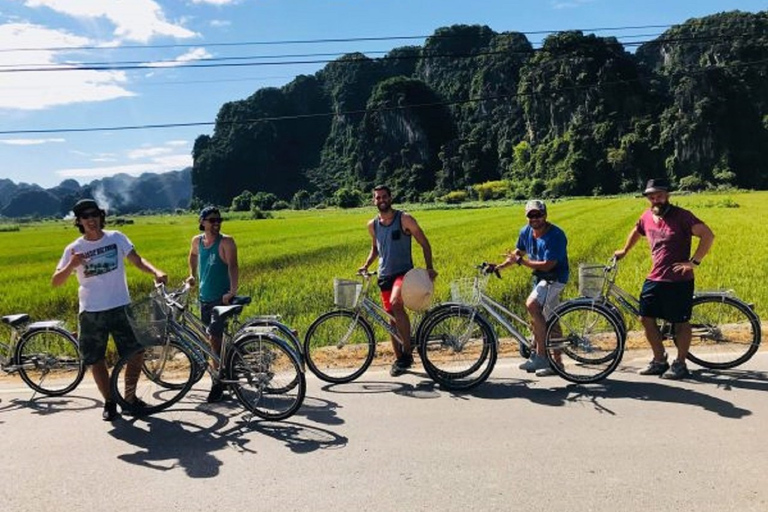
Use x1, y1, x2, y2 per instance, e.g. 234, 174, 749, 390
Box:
2, 314, 29, 327
231, 296, 252, 306
212, 304, 245, 323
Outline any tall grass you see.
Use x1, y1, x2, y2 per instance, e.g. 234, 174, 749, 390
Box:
1, 192, 765, 337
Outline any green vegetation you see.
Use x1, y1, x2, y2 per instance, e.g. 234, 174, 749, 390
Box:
1, 193, 765, 341
192, 11, 768, 208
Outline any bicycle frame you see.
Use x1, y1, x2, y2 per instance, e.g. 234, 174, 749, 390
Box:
351, 273, 420, 348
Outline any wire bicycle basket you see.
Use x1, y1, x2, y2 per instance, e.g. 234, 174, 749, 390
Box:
578, 263, 606, 298
450, 276, 489, 306
333, 278, 363, 308
127, 292, 170, 347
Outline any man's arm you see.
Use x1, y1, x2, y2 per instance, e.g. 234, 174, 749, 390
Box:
126, 249, 167, 283
221, 236, 239, 304
402, 213, 437, 280
52, 249, 82, 287
359, 220, 379, 273
614, 227, 642, 260
186, 235, 199, 285
673, 222, 715, 274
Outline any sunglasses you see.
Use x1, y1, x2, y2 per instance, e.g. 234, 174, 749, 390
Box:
526, 211, 544, 219
205, 217, 223, 223
78, 210, 101, 219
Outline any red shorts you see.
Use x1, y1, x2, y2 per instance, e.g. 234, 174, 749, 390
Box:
379, 274, 406, 313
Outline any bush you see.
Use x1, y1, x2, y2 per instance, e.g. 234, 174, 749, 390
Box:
250, 207, 273, 220
473, 180, 511, 201
334, 187, 364, 208
272, 200, 291, 210
231, 190, 253, 212
441, 190, 467, 204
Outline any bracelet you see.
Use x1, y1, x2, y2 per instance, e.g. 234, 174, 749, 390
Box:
516, 256, 522, 266
690, 258, 701, 266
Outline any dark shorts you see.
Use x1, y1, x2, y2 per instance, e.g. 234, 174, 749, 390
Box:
200, 298, 225, 337
78, 306, 141, 365
378, 273, 407, 313
639, 279, 695, 323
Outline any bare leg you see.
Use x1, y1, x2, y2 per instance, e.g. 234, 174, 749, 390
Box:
90, 360, 111, 401
389, 285, 412, 357
210, 335, 222, 371
640, 316, 666, 360
526, 298, 547, 357
674, 322, 691, 361
122, 350, 144, 402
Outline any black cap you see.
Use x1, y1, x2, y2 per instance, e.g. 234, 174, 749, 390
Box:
643, 178, 671, 195
72, 198, 103, 216
199, 205, 220, 231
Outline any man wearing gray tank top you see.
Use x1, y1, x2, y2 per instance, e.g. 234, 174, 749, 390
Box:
359, 185, 438, 376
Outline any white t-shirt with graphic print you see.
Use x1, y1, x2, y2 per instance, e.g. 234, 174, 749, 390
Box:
57, 230, 134, 312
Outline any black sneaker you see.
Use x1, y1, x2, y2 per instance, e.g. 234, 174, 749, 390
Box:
389, 355, 413, 377
123, 398, 148, 417
207, 382, 225, 403
102, 400, 118, 422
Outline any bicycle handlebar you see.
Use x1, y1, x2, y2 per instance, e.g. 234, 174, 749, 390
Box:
478, 262, 502, 279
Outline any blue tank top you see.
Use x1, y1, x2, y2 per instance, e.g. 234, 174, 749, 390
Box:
374, 210, 413, 278
198, 235, 230, 303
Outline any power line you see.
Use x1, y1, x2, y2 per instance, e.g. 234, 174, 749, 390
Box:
2, 58, 765, 136
2, 31, 761, 74
0, 24, 676, 53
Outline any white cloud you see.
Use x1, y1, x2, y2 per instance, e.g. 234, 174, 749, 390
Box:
24, 0, 198, 42
0, 23, 135, 110
551, 0, 595, 9
143, 47, 212, 68
165, 140, 188, 146
127, 146, 173, 159
210, 19, 231, 28
56, 152, 191, 180
0, 137, 65, 145
191, 0, 240, 6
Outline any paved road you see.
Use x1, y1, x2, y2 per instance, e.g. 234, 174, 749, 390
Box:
1, 350, 767, 512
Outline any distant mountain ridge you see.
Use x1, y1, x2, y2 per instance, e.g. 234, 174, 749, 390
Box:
0, 168, 191, 218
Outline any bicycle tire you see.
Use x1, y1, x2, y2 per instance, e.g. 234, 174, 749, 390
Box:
111, 340, 196, 416
684, 294, 762, 369
239, 317, 303, 359
545, 302, 624, 383
14, 326, 85, 396
226, 332, 306, 421
417, 304, 497, 390
303, 309, 376, 383
141, 329, 205, 390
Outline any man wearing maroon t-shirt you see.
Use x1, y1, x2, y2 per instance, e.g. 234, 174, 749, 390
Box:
614, 178, 715, 379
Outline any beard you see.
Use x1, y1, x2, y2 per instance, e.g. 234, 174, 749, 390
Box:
651, 201, 670, 216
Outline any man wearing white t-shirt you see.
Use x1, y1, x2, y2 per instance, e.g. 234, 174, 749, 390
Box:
52, 199, 167, 421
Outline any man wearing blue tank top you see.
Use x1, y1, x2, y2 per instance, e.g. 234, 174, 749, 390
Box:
359, 185, 438, 377
186, 206, 239, 402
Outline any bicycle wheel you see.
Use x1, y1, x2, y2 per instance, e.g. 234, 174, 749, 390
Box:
110, 340, 196, 416
15, 326, 85, 396
685, 295, 761, 369
418, 305, 497, 390
303, 310, 375, 383
142, 325, 206, 389
239, 317, 302, 359
546, 302, 624, 383
226, 333, 306, 421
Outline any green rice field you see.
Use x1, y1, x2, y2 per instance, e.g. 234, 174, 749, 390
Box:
1, 192, 766, 342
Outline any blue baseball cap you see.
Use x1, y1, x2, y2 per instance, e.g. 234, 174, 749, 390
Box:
199, 205, 220, 230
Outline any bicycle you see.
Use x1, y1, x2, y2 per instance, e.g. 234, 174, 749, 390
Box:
0, 314, 84, 396
417, 264, 624, 388
562, 257, 762, 370
109, 283, 305, 421
304, 271, 444, 383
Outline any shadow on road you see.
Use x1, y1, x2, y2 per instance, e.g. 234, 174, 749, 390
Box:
108, 401, 348, 477
690, 368, 768, 392
320, 378, 442, 399
563, 378, 752, 418
0, 394, 99, 417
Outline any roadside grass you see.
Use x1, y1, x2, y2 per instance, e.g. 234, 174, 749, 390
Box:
0, 191, 765, 352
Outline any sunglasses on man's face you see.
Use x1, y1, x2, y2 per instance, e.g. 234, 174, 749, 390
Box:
526, 211, 544, 219
205, 217, 223, 223
79, 210, 101, 220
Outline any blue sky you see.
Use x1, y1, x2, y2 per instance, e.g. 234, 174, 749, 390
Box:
1, 0, 765, 189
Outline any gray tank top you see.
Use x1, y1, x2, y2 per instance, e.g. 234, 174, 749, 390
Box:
374, 210, 413, 278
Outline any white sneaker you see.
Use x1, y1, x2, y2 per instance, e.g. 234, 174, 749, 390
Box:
520, 354, 549, 373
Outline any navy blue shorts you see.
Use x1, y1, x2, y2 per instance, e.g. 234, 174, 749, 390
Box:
639, 279, 694, 323
200, 298, 225, 337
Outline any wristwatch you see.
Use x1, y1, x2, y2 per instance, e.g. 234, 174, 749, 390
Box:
690, 258, 701, 266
